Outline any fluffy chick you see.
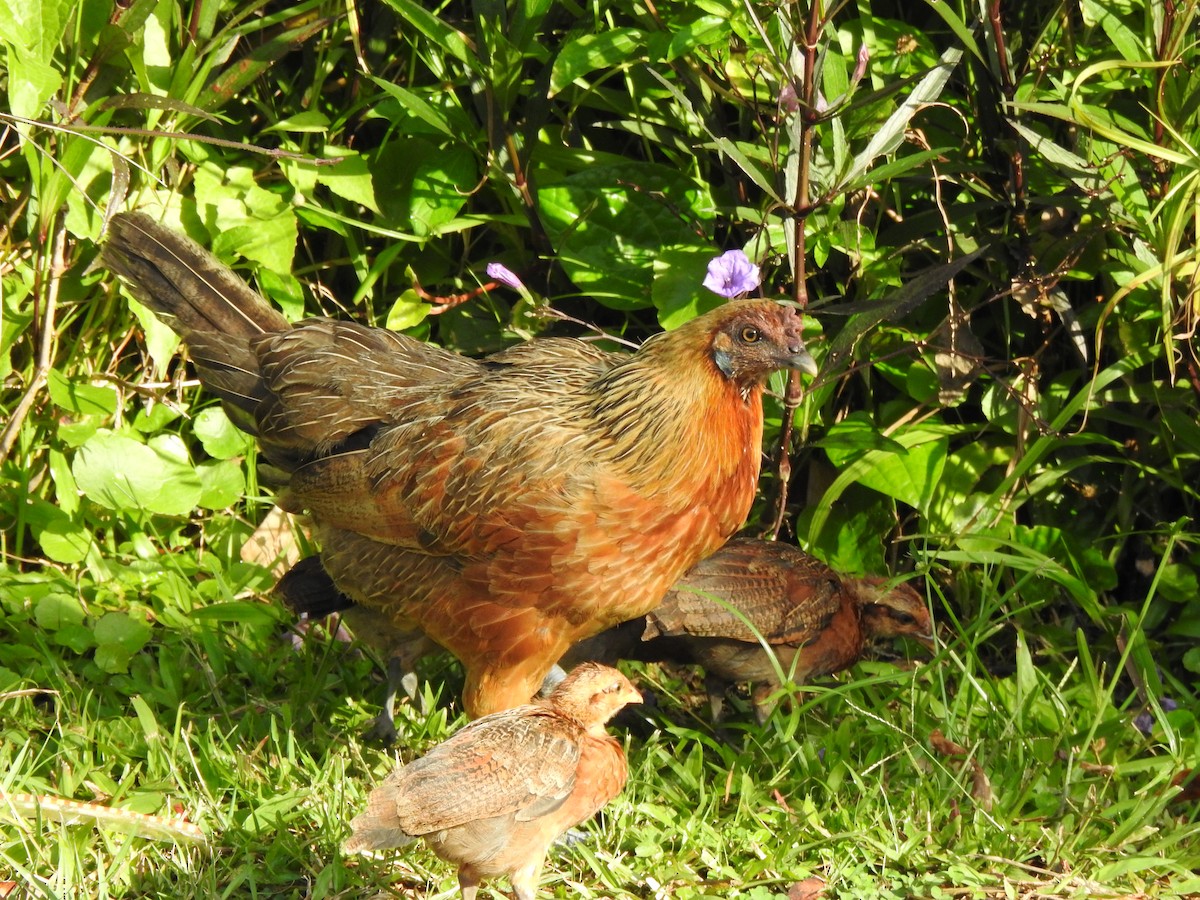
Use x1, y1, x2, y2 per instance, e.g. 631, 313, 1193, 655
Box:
345, 662, 642, 900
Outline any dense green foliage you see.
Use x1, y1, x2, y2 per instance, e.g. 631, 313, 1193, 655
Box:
1, 0, 1198, 896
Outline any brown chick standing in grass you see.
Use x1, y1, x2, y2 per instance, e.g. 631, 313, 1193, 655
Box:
344, 662, 642, 900
103, 212, 818, 720
563, 537, 935, 723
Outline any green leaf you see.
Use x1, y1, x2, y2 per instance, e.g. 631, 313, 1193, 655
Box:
838, 45, 962, 192
663, 15, 727, 61
539, 161, 714, 310
369, 77, 458, 138
651, 246, 723, 329
93, 611, 152, 650
377, 0, 474, 64
193, 407, 252, 460
92, 611, 152, 673
46, 369, 118, 417
851, 434, 947, 514
0, 0, 70, 118
210, 215, 298, 279
316, 148, 379, 213
550, 29, 647, 96
819, 414, 908, 464
385, 289, 431, 331
196, 459, 245, 510
190, 601, 281, 627
34, 593, 86, 630
373, 139, 475, 238
73, 430, 203, 516
126, 297, 182, 377
34, 511, 93, 564
264, 111, 330, 133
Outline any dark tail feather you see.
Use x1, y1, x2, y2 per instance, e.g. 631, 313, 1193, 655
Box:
102, 211, 291, 421
276, 554, 356, 619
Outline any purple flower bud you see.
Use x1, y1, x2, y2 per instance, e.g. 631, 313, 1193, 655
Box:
703, 249, 761, 298
853, 44, 870, 84
780, 83, 800, 114
486, 262, 525, 291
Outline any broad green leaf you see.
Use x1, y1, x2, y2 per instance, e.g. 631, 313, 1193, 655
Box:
126, 297, 181, 377
550, 29, 647, 96
316, 148, 379, 213
264, 111, 330, 133
385, 289, 431, 331
851, 434, 947, 514
196, 459, 245, 510
0, 0, 70, 118
93, 611, 152, 673
190, 601, 281, 626
73, 430, 203, 516
46, 369, 117, 417
34, 512, 93, 564
210, 215, 298, 278
373, 139, 476, 238
651, 245, 724, 329
34, 593, 86, 630
664, 15, 726, 61
377, 0, 474, 64
539, 162, 714, 310
193, 407, 252, 460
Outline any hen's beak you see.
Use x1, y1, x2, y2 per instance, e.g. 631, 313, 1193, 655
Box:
782, 345, 819, 376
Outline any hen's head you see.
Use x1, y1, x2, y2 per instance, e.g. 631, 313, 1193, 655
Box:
857, 580, 935, 648
549, 662, 642, 734
682, 300, 818, 389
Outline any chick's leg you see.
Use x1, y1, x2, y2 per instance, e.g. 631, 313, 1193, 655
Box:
704, 673, 731, 723
457, 865, 480, 900
509, 856, 547, 900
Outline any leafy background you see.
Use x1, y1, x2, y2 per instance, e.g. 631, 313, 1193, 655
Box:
1, 0, 1198, 897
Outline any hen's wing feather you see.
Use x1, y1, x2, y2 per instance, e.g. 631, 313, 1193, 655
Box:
391, 707, 582, 835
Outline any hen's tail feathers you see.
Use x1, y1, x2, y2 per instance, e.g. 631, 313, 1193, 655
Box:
101, 211, 290, 427
276, 555, 356, 619
344, 768, 417, 853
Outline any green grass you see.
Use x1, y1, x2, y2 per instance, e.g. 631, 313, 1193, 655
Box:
1, 565, 1197, 898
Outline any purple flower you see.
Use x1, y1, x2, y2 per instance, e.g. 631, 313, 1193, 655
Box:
703, 249, 761, 298
853, 44, 870, 84
1135, 697, 1178, 734
486, 262, 525, 291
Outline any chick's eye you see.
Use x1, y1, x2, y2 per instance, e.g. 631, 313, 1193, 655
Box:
739, 326, 760, 343
893, 612, 915, 625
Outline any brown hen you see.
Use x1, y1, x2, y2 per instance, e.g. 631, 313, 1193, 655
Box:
344, 662, 642, 900
103, 212, 817, 718
563, 537, 935, 722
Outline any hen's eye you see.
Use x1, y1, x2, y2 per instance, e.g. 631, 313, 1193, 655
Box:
739, 326, 760, 343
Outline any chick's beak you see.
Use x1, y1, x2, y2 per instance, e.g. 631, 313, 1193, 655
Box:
621, 685, 644, 708
782, 344, 819, 376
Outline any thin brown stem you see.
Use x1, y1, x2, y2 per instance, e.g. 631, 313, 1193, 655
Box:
0, 217, 66, 466
766, 0, 823, 540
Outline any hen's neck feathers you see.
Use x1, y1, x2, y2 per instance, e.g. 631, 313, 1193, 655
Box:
584, 317, 763, 490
